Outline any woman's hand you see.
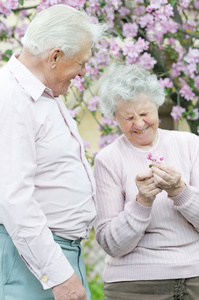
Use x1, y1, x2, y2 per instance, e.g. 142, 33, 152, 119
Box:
136, 170, 162, 207
151, 162, 185, 197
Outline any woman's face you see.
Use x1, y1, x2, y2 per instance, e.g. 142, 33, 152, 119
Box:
114, 94, 159, 149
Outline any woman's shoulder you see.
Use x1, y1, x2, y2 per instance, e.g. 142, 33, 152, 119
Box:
159, 128, 198, 144
95, 134, 126, 162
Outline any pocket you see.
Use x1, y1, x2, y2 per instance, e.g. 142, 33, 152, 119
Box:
2, 234, 17, 285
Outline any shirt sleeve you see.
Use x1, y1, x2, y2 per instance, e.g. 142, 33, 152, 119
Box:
94, 153, 152, 258
0, 100, 74, 289
172, 135, 199, 232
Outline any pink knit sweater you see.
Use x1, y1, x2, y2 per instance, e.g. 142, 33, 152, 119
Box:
94, 129, 199, 282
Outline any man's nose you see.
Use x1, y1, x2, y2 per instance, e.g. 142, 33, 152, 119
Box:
79, 65, 86, 77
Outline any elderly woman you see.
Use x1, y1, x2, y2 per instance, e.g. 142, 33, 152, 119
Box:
94, 63, 199, 300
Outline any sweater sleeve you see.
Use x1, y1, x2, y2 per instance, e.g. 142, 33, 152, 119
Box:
94, 153, 152, 258
172, 134, 199, 231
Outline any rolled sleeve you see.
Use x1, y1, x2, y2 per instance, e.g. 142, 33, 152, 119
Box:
0, 92, 73, 288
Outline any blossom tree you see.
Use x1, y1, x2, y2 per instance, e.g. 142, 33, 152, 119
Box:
1, 0, 199, 162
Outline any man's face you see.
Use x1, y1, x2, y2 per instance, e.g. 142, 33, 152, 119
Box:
48, 42, 92, 97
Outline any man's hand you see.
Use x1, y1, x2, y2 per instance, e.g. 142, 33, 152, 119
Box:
52, 273, 87, 300
136, 169, 162, 207
151, 162, 185, 197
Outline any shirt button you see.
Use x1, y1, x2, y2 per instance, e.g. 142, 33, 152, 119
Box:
41, 275, 48, 282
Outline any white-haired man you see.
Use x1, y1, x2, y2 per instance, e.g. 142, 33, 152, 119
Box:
0, 4, 106, 300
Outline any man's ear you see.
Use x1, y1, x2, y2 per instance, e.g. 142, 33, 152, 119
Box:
48, 48, 62, 70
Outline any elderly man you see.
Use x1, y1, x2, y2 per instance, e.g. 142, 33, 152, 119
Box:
0, 4, 106, 300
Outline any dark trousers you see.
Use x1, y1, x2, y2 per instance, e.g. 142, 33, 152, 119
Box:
104, 277, 199, 300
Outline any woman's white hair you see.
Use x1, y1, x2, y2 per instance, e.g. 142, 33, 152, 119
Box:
99, 63, 166, 119
22, 4, 107, 57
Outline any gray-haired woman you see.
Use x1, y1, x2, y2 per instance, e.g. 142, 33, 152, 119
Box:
94, 63, 199, 300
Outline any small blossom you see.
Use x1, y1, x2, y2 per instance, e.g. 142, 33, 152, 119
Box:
88, 96, 100, 112
170, 106, 186, 121
147, 152, 164, 167
98, 134, 119, 149
122, 23, 138, 38
187, 108, 199, 120
83, 140, 91, 149
179, 85, 195, 101
68, 109, 77, 119
158, 78, 173, 89
73, 76, 85, 92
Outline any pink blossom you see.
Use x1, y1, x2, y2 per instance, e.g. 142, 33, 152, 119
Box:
14, 24, 28, 39
171, 62, 185, 78
134, 37, 149, 53
65, 0, 86, 9
119, 6, 130, 17
158, 78, 173, 89
179, 85, 195, 101
109, 39, 122, 57
132, 5, 145, 15
99, 116, 118, 128
178, 0, 191, 10
88, 96, 100, 112
139, 14, 154, 28
194, 0, 199, 9
138, 52, 157, 69
170, 106, 186, 121
184, 48, 199, 64
85, 61, 99, 80
68, 109, 77, 119
122, 23, 138, 38
164, 4, 174, 17
98, 134, 119, 149
175, 45, 185, 60
73, 76, 85, 92
147, 152, 164, 165
184, 63, 197, 79
194, 76, 199, 90
83, 140, 91, 149
187, 108, 199, 120
110, 0, 122, 10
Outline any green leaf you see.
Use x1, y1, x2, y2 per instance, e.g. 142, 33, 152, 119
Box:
18, 0, 24, 5
2, 49, 12, 61
170, 0, 177, 6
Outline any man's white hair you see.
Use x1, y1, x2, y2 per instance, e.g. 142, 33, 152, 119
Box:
22, 4, 107, 57
99, 63, 166, 119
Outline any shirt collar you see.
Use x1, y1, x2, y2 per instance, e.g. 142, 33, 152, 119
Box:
7, 53, 54, 101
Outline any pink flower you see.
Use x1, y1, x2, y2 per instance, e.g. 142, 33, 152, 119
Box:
187, 108, 199, 120
194, 76, 199, 90
138, 52, 157, 69
98, 134, 119, 149
68, 109, 77, 119
170, 106, 186, 121
158, 78, 173, 89
88, 96, 100, 112
194, 0, 199, 9
134, 37, 149, 53
122, 23, 138, 38
109, 39, 122, 57
83, 140, 91, 149
139, 14, 154, 28
119, 6, 130, 17
147, 152, 164, 167
98, 116, 118, 130
73, 76, 85, 92
179, 85, 195, 101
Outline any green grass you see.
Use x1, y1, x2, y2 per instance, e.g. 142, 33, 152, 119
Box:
89, 281, 104, 300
